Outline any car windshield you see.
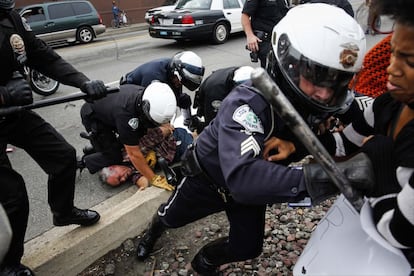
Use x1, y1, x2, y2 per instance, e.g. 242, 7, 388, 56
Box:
176, 0, 212, 10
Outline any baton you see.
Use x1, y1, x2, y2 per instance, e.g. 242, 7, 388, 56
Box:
251, 68, 364, 211
0, 87, 120, 117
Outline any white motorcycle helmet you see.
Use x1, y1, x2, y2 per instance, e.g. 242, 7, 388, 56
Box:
170, 51, 205, 91
0, 0, 14, 10
142, 81, 177, 125
267, 3, 366, 115
233, 66, 254, 85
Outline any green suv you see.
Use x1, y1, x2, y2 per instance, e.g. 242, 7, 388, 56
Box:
19, 0, 106, 45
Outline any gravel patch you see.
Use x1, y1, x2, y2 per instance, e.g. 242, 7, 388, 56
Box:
78, 198, 335, 276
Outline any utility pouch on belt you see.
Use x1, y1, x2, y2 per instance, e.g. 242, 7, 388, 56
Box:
181, 144, 203, 177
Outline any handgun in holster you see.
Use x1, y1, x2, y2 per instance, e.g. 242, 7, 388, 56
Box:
246, 30, 268, 63
158, 157, 178, 186
180, 144, 203, 177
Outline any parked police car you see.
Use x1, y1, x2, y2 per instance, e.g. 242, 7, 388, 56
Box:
148, 0, 245, 44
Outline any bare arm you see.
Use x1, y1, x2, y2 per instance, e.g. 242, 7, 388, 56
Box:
241, 13, 261, 52
124, 144, 155, 181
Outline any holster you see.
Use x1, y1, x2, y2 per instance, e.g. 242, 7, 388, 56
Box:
181, 144, 203, 177
253, 30, 270, 41
181, 144, 232, 203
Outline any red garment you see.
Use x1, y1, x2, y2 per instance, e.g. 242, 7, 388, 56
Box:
349, 34, 391, 98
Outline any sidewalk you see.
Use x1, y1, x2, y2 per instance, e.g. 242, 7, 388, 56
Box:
101, 22, 148, 37
22, 185, 170, 276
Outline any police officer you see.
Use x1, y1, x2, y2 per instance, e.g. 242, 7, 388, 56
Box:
192, 66, 254, 133
0, 201, 12, 266
79, 82, 177, 191
242, 0, 289, 68
120, 51, 205, 127
135, 4, 370, 274
0, 0, 108, 274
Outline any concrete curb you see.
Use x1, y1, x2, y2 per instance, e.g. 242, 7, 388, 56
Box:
22, 186, 170, 276
101, 23, 148, 37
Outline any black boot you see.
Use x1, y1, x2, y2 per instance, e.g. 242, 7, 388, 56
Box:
79, 132, 97, 156
0, 263, 35, 276
76, 156, 86, 172
136, 214, 166, 260
82, 145, 96, 155
191, 237, 234, 276
53, 207, 100, 226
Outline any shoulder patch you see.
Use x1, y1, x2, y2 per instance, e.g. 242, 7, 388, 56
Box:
10, 34, 27, 64
128, 118, 139, 130
232, 104, 264, 134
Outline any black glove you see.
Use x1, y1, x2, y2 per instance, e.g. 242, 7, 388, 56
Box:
360, 135, 400, 197
302, 152, 375, 205
81, 80, 107, 101
178, 93, 192, 109
184, 115, 205, 133
0, 72, 33, 107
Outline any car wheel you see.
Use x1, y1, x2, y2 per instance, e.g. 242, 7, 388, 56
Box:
77, 26, 94, 43
212, 22, 228, 44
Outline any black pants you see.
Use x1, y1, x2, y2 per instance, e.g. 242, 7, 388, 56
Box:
0, 111, 77, 266
158, 175, 266, 262
0, 167, 28, 268
80, 104, 123, 174
258, 40, 271, 69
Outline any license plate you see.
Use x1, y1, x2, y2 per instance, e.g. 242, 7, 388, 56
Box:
160, 19, 173, 25
160, 31, 168, 35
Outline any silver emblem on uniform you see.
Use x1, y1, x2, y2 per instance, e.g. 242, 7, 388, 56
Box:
10, 34, 27, 64
211, 100, 222, 112
128, 118, 139, 130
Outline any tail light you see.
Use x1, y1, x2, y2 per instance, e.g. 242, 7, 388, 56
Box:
150, 16, 155, 25
98, 13, 103, 24
181, 14, 194, 24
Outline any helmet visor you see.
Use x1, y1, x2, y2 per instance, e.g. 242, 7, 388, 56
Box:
142, 100, 161, 126
277, 34, 354, 111
299, 57, 354, 91
180, 63, 205, 91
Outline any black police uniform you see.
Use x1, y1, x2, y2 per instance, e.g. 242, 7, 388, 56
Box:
80, 84, 152, 173
242, 0, 289, 67
123, 58, 190, 109
156, 82, 308, 266
194, 66, 238, 129
0, 10, 90, 268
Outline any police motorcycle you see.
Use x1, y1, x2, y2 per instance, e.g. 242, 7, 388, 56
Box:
247, 67, 413, 276
23, 66, 60, 96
